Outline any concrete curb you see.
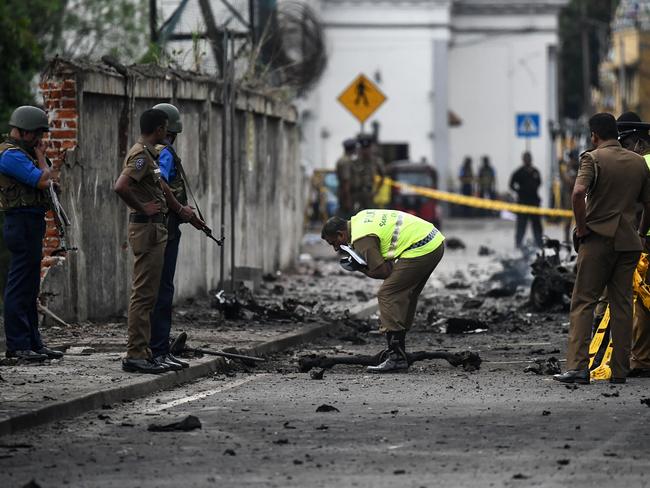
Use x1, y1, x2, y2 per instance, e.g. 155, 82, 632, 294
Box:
0, 299, 378, 437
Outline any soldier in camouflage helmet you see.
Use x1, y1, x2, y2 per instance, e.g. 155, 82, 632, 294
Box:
0, 106, 63, 361
350, 134, 385, 212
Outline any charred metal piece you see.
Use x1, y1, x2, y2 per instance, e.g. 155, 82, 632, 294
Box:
530, 237, 576, 311
298, 350, 481, 373
169, 331, 265, 365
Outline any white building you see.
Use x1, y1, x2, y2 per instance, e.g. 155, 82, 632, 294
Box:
159, 0, 567, 202
302, 0, 567, 203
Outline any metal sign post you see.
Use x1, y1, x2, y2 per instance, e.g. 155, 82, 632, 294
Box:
516, 113, 541, 153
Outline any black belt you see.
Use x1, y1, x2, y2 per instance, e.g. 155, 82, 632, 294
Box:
129, 213, 167, 224
406, 229, 438, 252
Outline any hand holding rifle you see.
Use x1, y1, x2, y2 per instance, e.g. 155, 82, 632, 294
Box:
188, 212, 224, 246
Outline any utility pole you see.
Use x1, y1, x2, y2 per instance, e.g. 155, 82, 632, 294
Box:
580, 0, 592, 116
249, 0, 257, 46
149, 0, 158, 43
618, 33, 627, 112
198, 0, 225, 76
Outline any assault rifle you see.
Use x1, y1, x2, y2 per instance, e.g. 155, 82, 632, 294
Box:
47, 180, 76, 255
189, 214, 224, 246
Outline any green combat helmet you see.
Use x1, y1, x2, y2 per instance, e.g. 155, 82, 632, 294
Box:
8, 106, 49, 132
152, 103, 182, 133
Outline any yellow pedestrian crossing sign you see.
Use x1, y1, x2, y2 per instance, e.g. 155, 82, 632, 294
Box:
337, 74, 387, 123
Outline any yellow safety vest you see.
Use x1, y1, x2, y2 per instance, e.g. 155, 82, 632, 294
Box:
643, 154, 650, 237
351, 209, 444, 259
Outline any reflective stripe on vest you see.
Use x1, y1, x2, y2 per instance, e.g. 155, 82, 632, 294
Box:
350, 209, 444, 260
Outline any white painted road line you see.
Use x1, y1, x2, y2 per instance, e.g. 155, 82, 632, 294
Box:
146, 374, 269, 413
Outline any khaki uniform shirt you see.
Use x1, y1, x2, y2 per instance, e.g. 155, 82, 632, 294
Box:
120, 141, 167, 215
353, 235, 385, 274
350, 155, 385, 195
336, 154, 353, 183
576, 140, 650, 251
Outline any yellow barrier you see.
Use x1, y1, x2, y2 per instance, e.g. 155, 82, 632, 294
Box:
381, 176, 573, 218
589, 254, 650, 380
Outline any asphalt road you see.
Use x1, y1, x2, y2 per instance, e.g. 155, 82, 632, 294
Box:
2, 333, 650, 488
3, 219, 650, 487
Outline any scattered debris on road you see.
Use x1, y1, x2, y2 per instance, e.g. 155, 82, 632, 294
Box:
299, 350, 482, 373
310, 369, 325, 380
478, 245, 495, 256
602, 391, 619, 398
443, 317, 488, 334
530, 238, 575, 311
316, 404, 339, 413
147, 415, 202, 432
445, 237, 466, 250
524, 357, 561, 375
21, 480, 42, 488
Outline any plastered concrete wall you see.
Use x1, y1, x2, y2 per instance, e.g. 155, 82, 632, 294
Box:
40, 59, 302, 322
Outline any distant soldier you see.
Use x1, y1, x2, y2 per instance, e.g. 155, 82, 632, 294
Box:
559, 150, 579, 243
322, 210, 445, 373
335, 138, 357, 219
509, 151, 543, 248
458, 156, 474, 217
114, 109, 194, 374
350, 135, 384, 212
0, 106, 63, 361
478, 156, 496, 200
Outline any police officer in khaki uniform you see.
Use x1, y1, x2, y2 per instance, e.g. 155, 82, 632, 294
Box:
335, 138, 356, 219
114, 109, 194, 374
149, 102, 204, 371
554, 113, 650, 385
350, 135, 384, 212
0, 106, 63, 361
616, 111, 650, 377
322, 209, 445, 373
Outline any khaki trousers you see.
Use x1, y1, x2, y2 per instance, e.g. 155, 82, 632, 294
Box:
126, 222, 167, 359
377, 244, 444, 333
567, 233, 639, 378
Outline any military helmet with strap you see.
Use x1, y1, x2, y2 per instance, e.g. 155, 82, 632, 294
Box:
9, 106, 49, 132
152, 103, 182, 133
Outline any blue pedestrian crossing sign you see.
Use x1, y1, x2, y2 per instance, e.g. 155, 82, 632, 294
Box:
516, 113, 540, 138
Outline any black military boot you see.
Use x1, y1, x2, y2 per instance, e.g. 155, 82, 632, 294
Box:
367, 331, 409, 373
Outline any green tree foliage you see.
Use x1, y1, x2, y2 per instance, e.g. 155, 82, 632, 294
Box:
1, 0, 149, 130
559, 0, 619, 118
50, 0, 149, 61
0, 0, 62, 132
0, 0, 64, 299
0, 0, 149, 300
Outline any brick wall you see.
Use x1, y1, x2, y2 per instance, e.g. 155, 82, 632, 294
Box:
38, 78, 78, 283
38, 58, 302, 322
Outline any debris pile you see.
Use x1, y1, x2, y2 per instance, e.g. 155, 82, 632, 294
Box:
298, 350, 482, 374
530, 238, 575, 311
524, 357, 561, 375
148, 415, 202, 432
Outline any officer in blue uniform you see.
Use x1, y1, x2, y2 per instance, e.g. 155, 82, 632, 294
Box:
0, 106, 64, 361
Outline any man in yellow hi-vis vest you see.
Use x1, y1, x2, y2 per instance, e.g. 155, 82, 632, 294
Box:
617, 112, 650, 377
321, 209, 445, 373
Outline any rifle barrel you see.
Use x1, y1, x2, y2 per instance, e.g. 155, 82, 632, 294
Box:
192, 348, 265, 362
